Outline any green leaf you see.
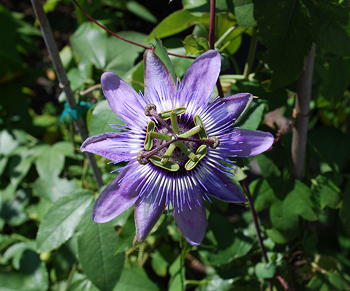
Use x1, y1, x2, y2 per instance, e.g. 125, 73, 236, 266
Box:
35, 145, 65, 182
3, 147, 37, 198
255, 262, 276, 279
126, 1, 157, 23
284, 181, 317, 221
71, 22, 108, 69
236, 100, 266, 130
154, 39, 177, 82
183, 34, 209, 55
270, 201, 298, 231
169, 48, 194, 78
0, 130, 18, 156
207, 213, 253, 265
33, 176, 77, 202
113, 264, 159, 291
115, 217, 135, 254
148, 10, 209, 40
36, 191, 93, 252
312, 175, 341, 209
207, 234, 253, 266
78, 216, 124, 291
250, 179, 277, 212
71, 23, 146, 76
169, 256, 184, 291
0, 263, 48, 291
215, 14, 243, 55
88, 100, 125, 136
233, 0, 257, 27
266, 228, 294, 244
67, 272, 99, 291
318, 22, 350, 57
318, 57, 350, 102
255, 0, 313, 88
105, 31, 146, 76
255, 155, 281, 178
151, 251, 168, 277
340, 181, 350, 235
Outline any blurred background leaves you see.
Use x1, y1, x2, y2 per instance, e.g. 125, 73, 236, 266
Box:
1, 0, 350, 290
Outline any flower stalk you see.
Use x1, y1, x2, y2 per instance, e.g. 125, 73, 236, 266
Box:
240, 179, 273, 291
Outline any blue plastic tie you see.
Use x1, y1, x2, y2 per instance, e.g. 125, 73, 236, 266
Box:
60, 101, 94, 121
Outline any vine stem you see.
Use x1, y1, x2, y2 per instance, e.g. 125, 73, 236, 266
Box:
291, 44, 316, 179
240, 179, 273, 291
31, 0, 103, 188
71, 0, 194, 59
243, 29, 257, 79
208, 0, 224, 97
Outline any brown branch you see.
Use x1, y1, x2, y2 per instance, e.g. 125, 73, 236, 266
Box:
31, 0, 103, 188
291, 44, 316, 179
79, 84, 101, 96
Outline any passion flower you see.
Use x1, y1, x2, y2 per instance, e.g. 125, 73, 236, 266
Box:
81, 49, 273, 245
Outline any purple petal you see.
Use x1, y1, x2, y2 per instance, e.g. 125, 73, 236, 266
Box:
199, 167, 246, 203
81, 133, 133, 163
204, 93, 253, 135
179, 50, 221, 108
143, 50, 177, 109
134, 198, 165, 241
93, 165, 140, 223
101, 72, 146, 126
174, 203, 207, 246
220, 129, 274, 158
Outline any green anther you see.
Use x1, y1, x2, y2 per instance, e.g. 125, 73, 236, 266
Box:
159, 107, 186, 120
161, 143, 177, 163
151, 132, 172, 141
179, 125, 202, 138
176, 141, 198, 162
149, 155, 180, 172
170, 112, 180, 134
194, 115, 208, 139
144, 121, 155, 150
185, 145, 208, 171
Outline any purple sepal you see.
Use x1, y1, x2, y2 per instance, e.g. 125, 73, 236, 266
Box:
101, 72, 146, 126
92, 165, 140, 223
229, 129, 274, 157
202, 168, 246, 203
80, 132, 133, 163
205, 93, 253, 135
179, 50, 221, 109
134, 197, 166, 242
174, 202, 207, 246
143, 50, 177, 107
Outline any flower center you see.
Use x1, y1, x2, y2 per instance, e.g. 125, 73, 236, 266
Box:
137, 104, 219, 172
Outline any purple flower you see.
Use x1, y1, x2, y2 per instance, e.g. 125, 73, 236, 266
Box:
81, 49, 273, 245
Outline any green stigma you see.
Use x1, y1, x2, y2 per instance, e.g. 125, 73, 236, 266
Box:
137, 104, 218, 172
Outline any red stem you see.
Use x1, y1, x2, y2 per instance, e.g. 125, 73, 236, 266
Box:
208, 0, 224, 97
71, 0, 194, 59
208, 0, 216, 49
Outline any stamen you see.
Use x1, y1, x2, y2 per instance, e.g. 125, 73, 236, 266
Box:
144, 121, 155, 150
138, 105, 220, 171
151, 132, 172, 141
185, 145, 208, 171
170, 112, 180, 134
179, 125, 202, 138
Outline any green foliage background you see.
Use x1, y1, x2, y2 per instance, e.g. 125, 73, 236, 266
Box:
1, 0, 350, 290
